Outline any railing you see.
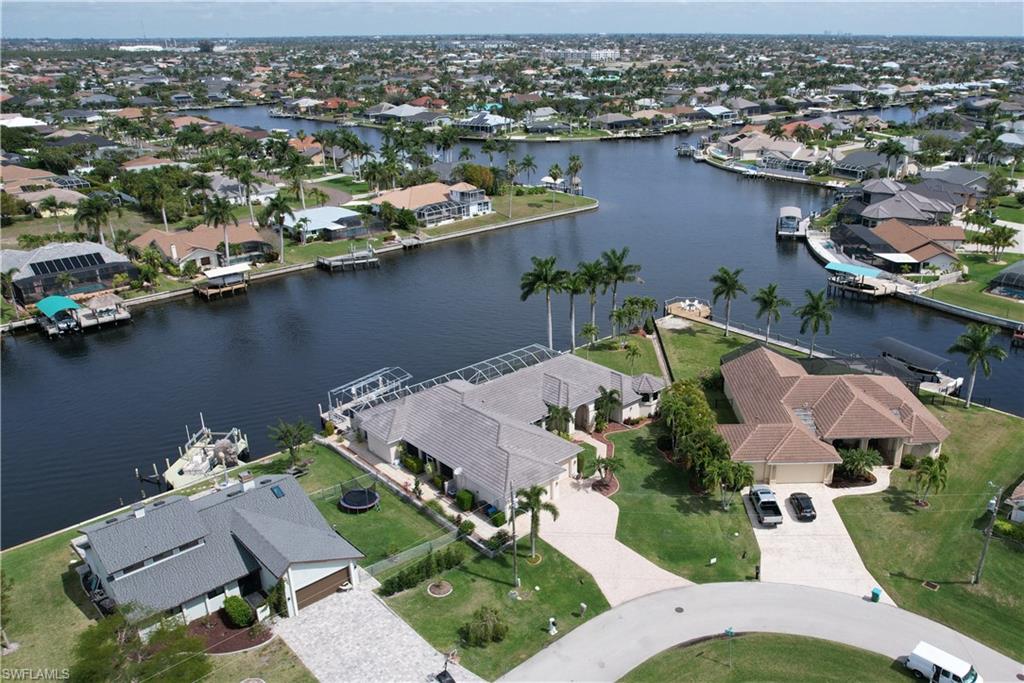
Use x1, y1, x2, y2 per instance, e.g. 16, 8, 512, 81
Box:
362, 530, 460, 577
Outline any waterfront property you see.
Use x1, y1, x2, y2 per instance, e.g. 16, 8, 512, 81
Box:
282, 206, 367, 242
830, 219, 964, 274
0, 241, 138, 304
987, 260, 1024, 300
453, 111, 514, 135
74, 474, 363, 624
206, 171, 279, 206
131, 223, 272, 269
370, 181, 492, 227
717, 345, 950, 483
352, 352, 664, 517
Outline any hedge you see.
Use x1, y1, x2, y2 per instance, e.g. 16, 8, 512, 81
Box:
378, 545, 466, 597
490, 510, 507, 527
223, 595, 254, 628
994, 519, 1024, 543
402, 456, 424, 474
456, 489, 475, 511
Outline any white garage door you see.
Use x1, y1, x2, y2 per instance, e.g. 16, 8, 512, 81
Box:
773, 464, 828, 484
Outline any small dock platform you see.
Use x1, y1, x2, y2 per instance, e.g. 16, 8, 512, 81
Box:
664, 296, 713, 321
316, 247, 380, 271
193, 263, 250, 300
776, 206, 808, 240
675, 143, 697, 157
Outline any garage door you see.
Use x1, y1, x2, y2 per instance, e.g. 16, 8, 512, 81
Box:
296, 567, 351, 610
773, 464, 828, 484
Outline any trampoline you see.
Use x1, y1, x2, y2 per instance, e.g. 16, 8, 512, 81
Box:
338, 481, 380, 514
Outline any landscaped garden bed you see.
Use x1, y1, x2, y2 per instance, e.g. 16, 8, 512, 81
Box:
187, 610, 273, 654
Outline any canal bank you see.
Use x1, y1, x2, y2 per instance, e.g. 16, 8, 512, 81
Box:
2, 104, 1019, 548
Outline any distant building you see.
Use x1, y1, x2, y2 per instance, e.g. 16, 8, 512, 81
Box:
0, 242, 138, 304
454, 111, 514, 136
131, 223, 272, 269
371, 182, 491, 227
282, 206, 367, 242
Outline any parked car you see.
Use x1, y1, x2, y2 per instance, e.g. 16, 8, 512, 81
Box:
749, 485, 784, 526
905, 641, 982, 683
788, 492, 817, 521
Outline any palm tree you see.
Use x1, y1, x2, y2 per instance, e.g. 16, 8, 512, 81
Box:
752, 283, 790, 342
595, 386, 622, 426
912, 454, 949, 505
579, 322, 599, 358
520, 256, 568, 350
458, 146, 474, 162
601, 247, 641, 336
625, 342, 641, 374
547, 163, 563, 210
143, 175, 173, 232
203, 196, 238, 265
562, 270, 586, 351
505, 158, 519, 219
262, 194, 295, 264
793, 289, 836, 357
56, 271, 75, 293
38, 195, 63, 231
576, 259, 606, 329
567, 154, 582, 205
947, 324, 1007, 408
709, 266, 747, 337
597, 454, 623, 485
73, 195, 113, 246
610, 306, 632, 348
235, 168, 260, 227
878, 139, 907, 177
268, 418, 314, 468
284, 156, 309, 209
520, 154, 537, 185
545, 404, 572, 434
516, 485, 559, 560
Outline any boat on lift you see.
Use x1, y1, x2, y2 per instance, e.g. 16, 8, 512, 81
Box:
162, 414, 249, 489
873, 337, 963, 395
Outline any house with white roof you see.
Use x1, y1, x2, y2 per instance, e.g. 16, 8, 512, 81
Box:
282, 206, 366, 241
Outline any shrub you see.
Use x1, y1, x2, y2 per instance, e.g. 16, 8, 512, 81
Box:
900, 453, 917, 470
485, 529, 512, 552
223, 595, 254, 628
322, 421, 335, 437
643, 316, 656, 335
656, 433, 673, 452
378, 545, 466, 596
432, 474, 444, 490
267, 580, 287, 616
456, 489, 475, 511
594, 416, 608, 432
425, 499, 444, 516
994, 519, 1024, 543
402, 456, 423, 474
460, 606, 509, 646
490, 510, 507, 527
458, 519, 476, 537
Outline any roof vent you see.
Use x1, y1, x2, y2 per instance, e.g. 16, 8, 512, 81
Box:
152, 500, 166, 507
105, 518, 118, 525
258, 478, 272, 485
226, 490, 242, 498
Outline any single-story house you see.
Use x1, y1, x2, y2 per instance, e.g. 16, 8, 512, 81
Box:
1005, 480, 1024, 524
0, 241, 138, 304
454, 111, 515, 136
831, 219, 963, 273
589, 113, 641, 131
131, 223, 272, 269
55, 109, 103, 123
0, 164, 58, 194
833, 150, 890, 181
19, 188, 89, 214
74, 475, 364, 624
920, 167, 989, 195
717, 345, 949, 483
206, 171, 278, 205
858, 190, 955, 227
121, 155, 185, 172
698, 105, 737, 122
371, 182, 492, 226
354, 353, 664, 515
282, 206, 366, 242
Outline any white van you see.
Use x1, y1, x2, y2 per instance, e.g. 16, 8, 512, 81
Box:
905, 641, 983, 683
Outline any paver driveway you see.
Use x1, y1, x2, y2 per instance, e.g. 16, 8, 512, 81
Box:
538, 478, 691, 606
275, 586, 480, 683
743, 468, 894, 605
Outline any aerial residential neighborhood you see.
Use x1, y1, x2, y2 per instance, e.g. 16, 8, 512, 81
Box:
1, 2, 1023, 683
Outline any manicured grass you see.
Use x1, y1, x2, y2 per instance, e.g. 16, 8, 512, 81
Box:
320, 176, 370, 195
387, 538, 609, 680
282, 236, 391, 265
609, 424, 760, 582
576, 441, 598, 478
994, 196, 1024, 225
575, 337, 661, 376
622, 633, 910, 682
836, 405, 1024, 660
924, 253, 1023, 321
423, 192, 597, 237
959, 253, 1023, 284
206, 638, 316, 683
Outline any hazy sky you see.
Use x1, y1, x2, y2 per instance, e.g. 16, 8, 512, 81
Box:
2, 1, 1022, 39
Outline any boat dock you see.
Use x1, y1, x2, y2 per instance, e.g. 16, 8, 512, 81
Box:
35, 293, 132, 337
826, 262, 898, 300
776, 206, 808, 240
316, 247, 380, 271
193, 263, 250, 300
663, 296, 713, 321
152, 414, 250, 490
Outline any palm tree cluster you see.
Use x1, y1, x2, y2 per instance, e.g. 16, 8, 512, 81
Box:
520, 247, 641, 352
710, 267, 836, 357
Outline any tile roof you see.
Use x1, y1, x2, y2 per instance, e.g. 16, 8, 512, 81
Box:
131, 223, 268, 260
371, 182, 482, 211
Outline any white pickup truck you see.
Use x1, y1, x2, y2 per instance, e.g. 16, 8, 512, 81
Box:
750, 485, 784, 526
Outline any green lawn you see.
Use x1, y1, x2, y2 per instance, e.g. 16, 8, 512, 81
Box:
423, 192, 597, 237
836, 405, 1024, 660
622, 633, 910, 682
282, 236, 393, 265
994, 195, 1024, 224
609, 425, 760, 582
387, 538, 609, 680
205, 638, 316, 683
576, 441, 598, 478
575, 337, 661, 376
2, 299, 23, 323
320, 176, 371, 195
925, 253, 1024, 323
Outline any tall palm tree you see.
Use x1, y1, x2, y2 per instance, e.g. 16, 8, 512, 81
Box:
1, 267, 19, 310
520, 154, 537, 185
878, 139, 907, 177
610, 307, 632, 347
577, 259, 606, 329
505, 158, 519, 219
547, 163, 563, 210
601, 247, 641, 336
579, 322, 599, 358
203, 196, 238, 265
793, 288, 836, 357
520, 256, 568, 350
562, 270, 586, 351
947, 324, 1007, 408
73, 195, 113, 246
458, 146, 474, 162
143, 175, 172, 232
516, 485, 559, 560
262, 194, 295, 264
567, 154, 583, 205
752, 283, 790, 342
912, 454, 949, 505
709, 266, 747, 337
625, 342, 641, 374
234, 168, 260, 227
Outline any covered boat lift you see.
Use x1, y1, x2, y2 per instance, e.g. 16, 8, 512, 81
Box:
873, 337, 963, 395
825, 262, 897, 300
194, 263, 250, 299
35, 295, 81, 337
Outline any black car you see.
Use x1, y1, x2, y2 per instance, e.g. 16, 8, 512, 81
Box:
788, 492, 816, 521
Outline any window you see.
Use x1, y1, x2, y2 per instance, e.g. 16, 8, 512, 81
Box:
206, 586, 225, 600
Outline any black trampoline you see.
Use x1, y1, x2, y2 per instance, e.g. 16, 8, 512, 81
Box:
338, 482, 380, 513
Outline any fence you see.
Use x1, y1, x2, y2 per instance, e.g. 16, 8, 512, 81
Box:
917, 392, 991, 409
362, 530, 460, 577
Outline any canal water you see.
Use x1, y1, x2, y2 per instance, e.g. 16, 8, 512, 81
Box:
1, 104, 1017, 547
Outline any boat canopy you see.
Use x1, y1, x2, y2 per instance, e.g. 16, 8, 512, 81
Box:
873, 337, 949, 370
779, 206, 802, 218
875, 252, 918, 264
825, 261, 881, 279
204, 263, 251, 280
36, 295, 80, 319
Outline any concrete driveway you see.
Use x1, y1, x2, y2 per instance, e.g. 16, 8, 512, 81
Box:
538, 478, 691, 606
743, 468, 894, 604
276, 585, 479, 683
501, 582, 1024, 682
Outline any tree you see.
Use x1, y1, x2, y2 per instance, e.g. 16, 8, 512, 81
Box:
56, 271, 76, 293
520, 154, 537, 184
838, 448, 882, 481
268, 418, 314, 467
562, 270, 586, 351
752, 282, 790, 342
878, 139, 907, 177
203, 196, 238, 265
793, 289, 835, 357
947, 323, 1007, 408
601, 247, 642, 336
567, 154, 582, 204
597, 454, 623, 484
594, 385, 622, 426
609, 306, 632, 348
545, 403, 572, 434
458, 146, 474, 162
764, 117, 784, 140
284, 156, 309, 209
520, 255, 568, 350
912, 454, 949, 505
516, 485, 559, 559
0, 569, 13, 651
505, 158, 519, 219
73, 195, 114, 246
625, 341, 641, 374
579, 322, 599, 357
262, 194, 295, 264
576, 259, 607, 329
547, 163, 563, 210
709, 266, 747, 337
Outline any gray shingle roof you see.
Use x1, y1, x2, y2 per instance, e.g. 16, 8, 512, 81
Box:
81, 497, 206, 573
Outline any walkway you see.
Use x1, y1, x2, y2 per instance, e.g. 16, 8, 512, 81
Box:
276, 583, 480, 683
744, 468, 895, 605
501, 582, 1023, 682
537, 476, 692, 607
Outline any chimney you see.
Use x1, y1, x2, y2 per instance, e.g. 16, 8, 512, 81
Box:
170, 244, 178, 261
239, 470, 255, 492
132, 504, 146, 519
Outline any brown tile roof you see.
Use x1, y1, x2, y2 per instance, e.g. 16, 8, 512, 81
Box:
0, 164, 57, 183
718, 423, 840, 464
371, 182, 482, 211
121, 155, 176, 168
870, 219, 960, 260
130, 223, 267, 260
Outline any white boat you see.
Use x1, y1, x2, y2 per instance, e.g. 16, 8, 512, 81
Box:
162, 414, 249, 489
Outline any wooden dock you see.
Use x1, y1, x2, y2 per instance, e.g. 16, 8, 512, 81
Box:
316, 250, 381, 271
827, 275, 897, 300
193, 281, 248, 299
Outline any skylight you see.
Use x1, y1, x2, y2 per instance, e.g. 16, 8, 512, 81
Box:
271, 485, 285, 499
